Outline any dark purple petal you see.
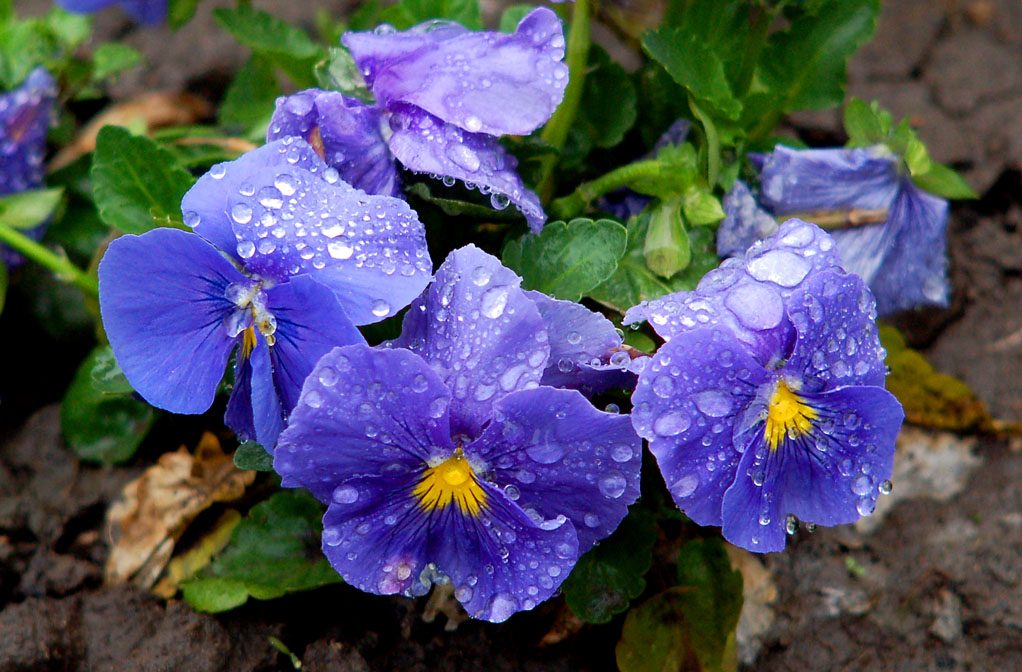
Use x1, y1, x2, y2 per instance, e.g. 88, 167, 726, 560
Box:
389, 245, 549, 439
343, 8, 567, 136
225, 146, 431, 325
224, 353, 255, 442
248, 335, 286, 449
631, 327, 769, 527
722, 385, 902, 553
98, 228, 243, 414
0, 68, 55, 196
275, 345, 455, 503
181, 138, 335, 260
468, 387, 641, 553
716, 180, 779, 258
56, 0, 166, 24
758, 146, 900, 213
388, 104, 545, 231
267, 90, 402, 197
784, 271, 888, 392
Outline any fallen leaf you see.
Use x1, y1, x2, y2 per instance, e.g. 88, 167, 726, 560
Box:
104, 432, 255, 588
152, 509, 242, 599
539, 605, 586, 647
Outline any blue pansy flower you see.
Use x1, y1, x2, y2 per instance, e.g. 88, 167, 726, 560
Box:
716, 145, 950, 315
274, 246, 642, 622
54, 0, 166, 25
1, 67, 57, 266
628, 219, 904, 553
266, 8, 569, 232
98, 138, 431, 448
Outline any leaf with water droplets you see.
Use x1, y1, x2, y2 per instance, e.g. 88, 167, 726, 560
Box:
502, 218, 626, 302
182, 491, 341, 613
561, 508, 656, 624
91, 126, 195, 234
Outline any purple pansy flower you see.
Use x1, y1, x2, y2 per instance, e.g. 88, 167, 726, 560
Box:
1, 67, 57, 267
98, 138, 431, 448
274, 246, 642, 621
266, 8, 569, 232
717, 145, 950, 315
55, 0, 166, 25
628, 219, 904, 553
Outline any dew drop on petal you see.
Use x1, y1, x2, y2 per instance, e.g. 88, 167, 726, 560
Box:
332, 485, 359, 504
672, 474, 698, 498
371, 300, 391, 318
305, 390, 323, 408
481, 287, 510, 318
526, 441, 565, 464
611, 444, 633, 462
598, 472, 627, 498
653, 410, 690, 436
693, 389, 733, 417
785, 514, 798, 535
879, 479, 893, 495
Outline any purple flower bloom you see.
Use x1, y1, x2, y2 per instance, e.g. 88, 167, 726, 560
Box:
55, 0, 166, 25
717, 145, 950, 315
98, 138, 431, 448
274, 246, 641, 621
267, 8, 569, 232
628, 219, 904, 553
1, 68, 57, 266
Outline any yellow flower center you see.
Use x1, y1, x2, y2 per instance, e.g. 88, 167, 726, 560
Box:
764, 380, 817, 450
412, 449, 487, 516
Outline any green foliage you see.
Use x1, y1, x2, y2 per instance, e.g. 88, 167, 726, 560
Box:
498, 4, 535, 32
62, 346, 156, 464
314, 47, 372, 102
213, 6, 324, 88
183, 491, 342, 612
379, 0, 482, 30
88, 345, 135, 395
577, 46, 637, 149
642, 27, 741, 121
561, 509, 657, 623
168, 0, 201, 29
502, 218, 627, 301
219, 55, 281, 136
0, 188, 64, 230
91, 43, 142, 81
643, 198, 690, 279
233, 441, 275, 472
91, 126, 195, 234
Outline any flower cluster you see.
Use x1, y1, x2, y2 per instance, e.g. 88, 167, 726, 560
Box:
717, 145, 950, 315
266, 8, 568, 231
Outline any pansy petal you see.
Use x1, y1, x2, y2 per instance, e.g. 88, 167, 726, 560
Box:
344, 7, 567, 136
264, 274, 366, 414
224, 354, 255, 442
267, 90, 402, 197
388, 104, 545, 231
180, 138, 334, 259
784, 271, 888, 391
0, 67, 56, 195
98, 228, 243, 414
723, 385, 902, 552
389, 245, 549, 438
433, 485, 580, 622
469, 387, 641, 553
631, 327, 770, 527
758, 146, 900, 213
867, 182, 950, 314
716, 180, 779, 258
249, 335, 286, 449
226, 157, 431, 325
275, 345, 455, 503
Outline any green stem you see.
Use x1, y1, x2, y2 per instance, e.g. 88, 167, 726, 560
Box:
549, 158, 663, 220
536, 0, 591, 203
689, 98, 720, 188
0, 223, 98, 298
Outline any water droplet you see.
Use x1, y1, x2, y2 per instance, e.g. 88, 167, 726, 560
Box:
694, 389, 733, 417
371, 300, 391, 318
879, 479, 893, 496
332, 485, 359, 504
583, 512, 600, 528
653, 410, 690, 436
611, 444, 633, 462
598, 472, 627, 498
274, 173, 298, 196
305, 390, 323, 408
487, 592, 518, 622
237, 240, 255, 258
851, 474, 872, 496
455, 585, 473, 602
481, 287, 509, 318
428, 397, 448, 418
856, 497, 875, 516
327, 238, 354, 259
526, 440, 565, 464
490, 193, 510, 210
471, 265, 491, 286
464, 115, 483, 132
318, 367, 338, 387
231, 203, 252, 224
785, 514, 798, 535
672, 474, 698, 498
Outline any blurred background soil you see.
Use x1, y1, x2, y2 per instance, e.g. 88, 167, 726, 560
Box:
1, 1, 1021, 670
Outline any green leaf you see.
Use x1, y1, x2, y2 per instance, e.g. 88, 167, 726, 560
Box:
168, 0, 201, 28
616, 588, 691, 672
561, 509, 657, 623
912, 162, 978, 200
644, 198, 690, 279
406, 181, 522, 221
313, 47, 372, 101
213, 6, 323, 87
843, 97, 883, 147
631, 144, 699, 200
662, 0, 752, 93
502, 218, 627, 301
642, 27, 741, 121
91, 125, 195, 234
577, 46, 637, 149
183, 491, 342, 612
379, 0, 482, 30
0, 188, 64, 230
675, 538, 743, 672
233, 441, 275, 472
219, 55, 281, 135
0, 21, 55, 89
61, 346, 156, 464
590, 215, 719, 313
91, 43, 142, 80
904, 136, 931, 177
498, 4, 535, 32
88, 345, 135, 395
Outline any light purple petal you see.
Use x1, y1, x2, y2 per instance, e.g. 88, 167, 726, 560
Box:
98, 228, 243, 414
343, 7, 567, 136
722, 385, 902, 553
758, 146, 900, 213
468, 387, 641, 553
388, 245, 549, 439
0, 67, 55, 196
181, 138, 334, 259
388, 104, 545, 231
631, 327, 770, 527
225, 148, 431, 325
267, 90, 402, 197
275, 345, 455, 503
716, 180, 779, 258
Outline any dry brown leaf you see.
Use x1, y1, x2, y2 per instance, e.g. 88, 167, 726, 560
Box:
151, 509, 242, 599
104, 432, 255, 588
538, 605, 585, 647
50, 92, 211, 170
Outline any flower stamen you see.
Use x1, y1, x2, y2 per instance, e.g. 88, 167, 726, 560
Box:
765, 380, 817, 450
413, 449, 487, 516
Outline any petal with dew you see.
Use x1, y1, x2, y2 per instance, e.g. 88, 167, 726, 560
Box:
758, 146, 899, 214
